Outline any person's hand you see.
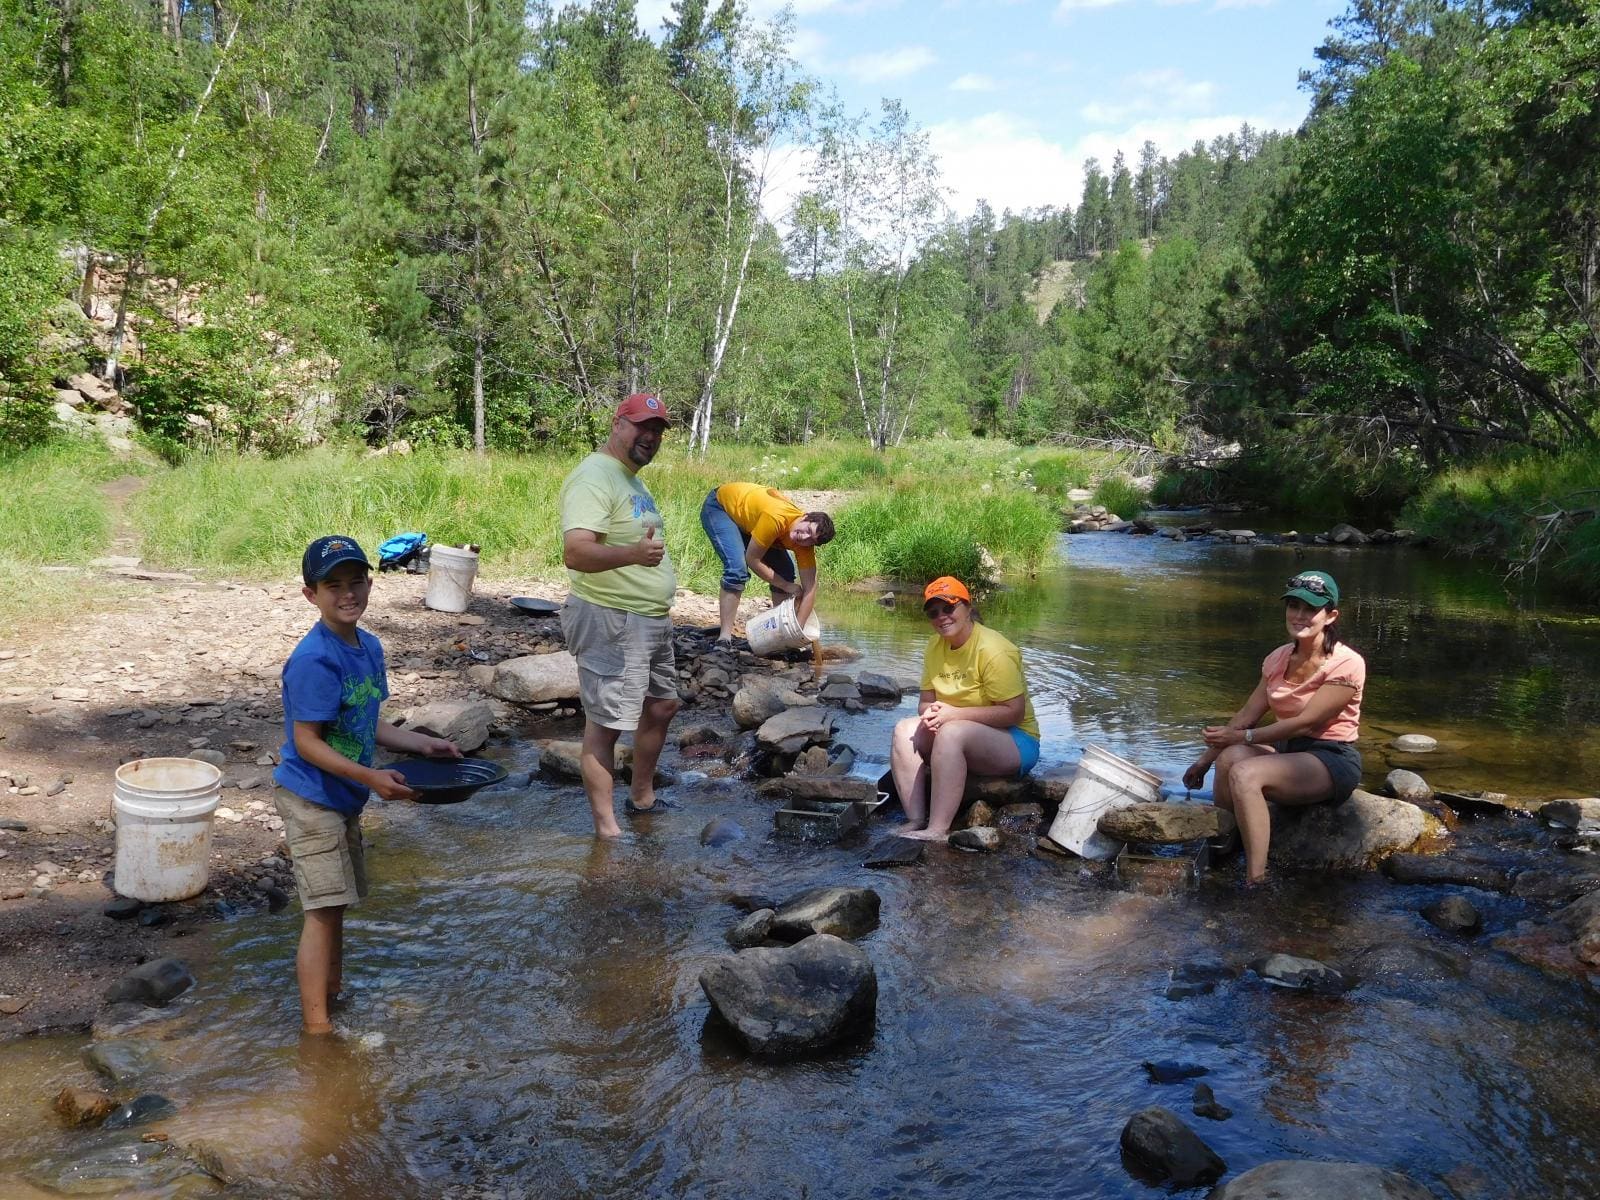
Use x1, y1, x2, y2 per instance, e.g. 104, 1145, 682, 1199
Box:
1182, 760, 1209, 790
920, 702, 954, 732
632, 525, 665, 567
368, 768, 418, 802
1203, 725, 1244, 749
773, 578, 802, 597
418, 736, 462, 759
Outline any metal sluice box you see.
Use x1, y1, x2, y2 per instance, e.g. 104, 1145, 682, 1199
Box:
772, 792, 888, 844
1114, 839, 1210, 895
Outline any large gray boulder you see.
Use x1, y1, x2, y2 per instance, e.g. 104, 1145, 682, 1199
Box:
699, 934, 877, 1059
770, 886, 880, 942
1542, 797, 1600, 827
404, 699, 494, 752
1120, 1107, 1226, 1187
1271, 789, 1444, 870
733, 682, 788, 729
1098, 803, 1235, 845
1206, 1160, 1440, 1199
757, 707, 834, 754
491, 652, 580, 704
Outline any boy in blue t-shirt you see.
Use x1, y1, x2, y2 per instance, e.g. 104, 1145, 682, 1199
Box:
272, 535, 460, 1035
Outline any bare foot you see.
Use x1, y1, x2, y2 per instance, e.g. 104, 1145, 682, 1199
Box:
595, 822, 624, 838
900, 827, 950, 842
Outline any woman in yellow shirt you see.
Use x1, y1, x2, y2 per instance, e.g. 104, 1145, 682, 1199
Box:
891, 576, 1041, 841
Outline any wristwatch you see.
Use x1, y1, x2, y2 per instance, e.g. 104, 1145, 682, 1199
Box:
1244, 727, 1254, 745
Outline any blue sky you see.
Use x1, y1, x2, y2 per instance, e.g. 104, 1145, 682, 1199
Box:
637, 0, 1347, 223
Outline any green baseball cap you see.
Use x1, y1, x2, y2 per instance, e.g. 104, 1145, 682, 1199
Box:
1283, 570, 1339, 608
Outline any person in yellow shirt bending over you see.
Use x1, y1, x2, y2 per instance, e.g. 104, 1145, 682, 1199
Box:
891, 576, 1041, 841
700, 482, 835, 644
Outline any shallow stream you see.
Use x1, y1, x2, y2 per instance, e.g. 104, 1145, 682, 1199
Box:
4, 525, 1600, 1197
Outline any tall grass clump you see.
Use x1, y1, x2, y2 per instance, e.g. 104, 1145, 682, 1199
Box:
1403, 448, 1600, 590
0, 438, 124, 563
832, 486, 1059, 585
1021, 450, 1096, 498
1091, 475, 1148, 518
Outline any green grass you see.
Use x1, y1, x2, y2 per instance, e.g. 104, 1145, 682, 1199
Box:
1091, 475, 1148, 518
1403, 447, 1600, 590
1023, 450, 1097, 498
0, 438, 133, 563
128, 440, 1069, 592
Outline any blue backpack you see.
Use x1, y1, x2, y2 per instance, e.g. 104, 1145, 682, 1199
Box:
378, 532, 428, 571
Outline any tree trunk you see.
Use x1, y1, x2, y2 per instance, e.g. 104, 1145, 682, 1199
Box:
351, 82, 367, 137
54, 0, 73, 100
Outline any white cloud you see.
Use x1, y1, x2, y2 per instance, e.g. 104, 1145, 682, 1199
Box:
926, 109, 1291, 217
633, 0, 675, 34
844, 44, 938, 83
1080, 68, 1218, 124
950, 72, 998, 92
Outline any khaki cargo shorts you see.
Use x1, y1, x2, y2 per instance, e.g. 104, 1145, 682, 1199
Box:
273, 787, 368, 910
560, 593, 678, 732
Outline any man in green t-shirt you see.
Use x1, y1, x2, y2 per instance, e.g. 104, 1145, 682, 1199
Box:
559, 393, 682, 837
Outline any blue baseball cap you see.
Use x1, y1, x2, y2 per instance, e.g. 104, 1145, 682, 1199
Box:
302, 535, 371, 586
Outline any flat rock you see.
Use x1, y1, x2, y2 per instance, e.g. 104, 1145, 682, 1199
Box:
725, 908, 774, 949
756, 776, 876, 804
1206, 1160, 1440, 1199
102, 957, 194, 1008
1165, 961, 1234, 1000
1143, 1060, 1208, 1083
1423, 895, 1482, 934
490, 652, 580, 704
1381, 853, 1513, 893
1392, 733, 1438, 753
699, 933, 877, 1059
949, 827, 1001, 852
1271, 789, 1444, 870
84, 1040, 162, 1085
756, 707, 834, 754
770, 886, 880, 942
963, 775, 1038, 806
818, 681, 861, 703
1250, 953, 1348, 996
1097, 803, 1235, 845
404, 699, 493, 753
1352, 940, 1469, 983
1120, 1106, 1225, 1187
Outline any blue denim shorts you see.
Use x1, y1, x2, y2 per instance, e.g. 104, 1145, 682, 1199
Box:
1010, 727, 1040, 776
699, 488, 797, 594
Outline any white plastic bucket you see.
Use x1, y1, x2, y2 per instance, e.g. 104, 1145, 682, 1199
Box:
113, 757, 223, 902
1045, 744, 1163, 861
424, 544, 479, 613
745, 597, 821, 656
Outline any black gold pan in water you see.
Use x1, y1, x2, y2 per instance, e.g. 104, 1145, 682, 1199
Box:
388, 757, 509, 805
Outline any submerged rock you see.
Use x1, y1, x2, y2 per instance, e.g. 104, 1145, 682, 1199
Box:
1423, 895, 1482, 934
1392, 733, 1438, 753
1098, 803, 1234, 845
84, 1040, 163, 1085
1206, 1160, 1439, 1199
1271, 789, 1444, 870
101, 1093, 177, 1130
1542, 798, 1600, 828
725, 908, 775, 949
1385, 769, 1432, 803
699, 817, 746, 848
1381, 853, 1513, 893
1143, 1060, 1209, 1084
1250, 953, 1348, 996
770, 886, 881, 942
1165, 961, 1234, 1000
102, 958, 194, 1008
1191, 1082, 1233, 1121
699, 934, 877, 1059
1119, 1106, 1226, 1187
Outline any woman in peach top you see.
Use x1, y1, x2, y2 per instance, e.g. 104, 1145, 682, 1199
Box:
1183, 570, 1366, 884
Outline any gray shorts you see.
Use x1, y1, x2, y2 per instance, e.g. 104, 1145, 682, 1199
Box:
560, 593, 678, 731
273, 787, 368, 910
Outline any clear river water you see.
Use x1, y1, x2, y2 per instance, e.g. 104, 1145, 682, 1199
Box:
4, 522, 1600, 1197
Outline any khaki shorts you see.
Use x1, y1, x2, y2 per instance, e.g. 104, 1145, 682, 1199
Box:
273, 788, 368, 911
560, 593, 678, 731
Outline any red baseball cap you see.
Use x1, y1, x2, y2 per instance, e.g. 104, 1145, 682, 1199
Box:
923, 576, 971, 606
615, 393, 671, 425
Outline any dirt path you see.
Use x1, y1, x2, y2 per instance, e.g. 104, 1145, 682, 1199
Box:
0, 567, 751, 1036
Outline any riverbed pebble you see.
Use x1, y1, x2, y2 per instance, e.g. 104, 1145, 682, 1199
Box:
1423, 895, 1483, 934
1119, 1106, 1225, 1187
1392, 733, 1439, 753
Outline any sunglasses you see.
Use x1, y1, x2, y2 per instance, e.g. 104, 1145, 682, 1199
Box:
1286, 574, 1331, 597
924, 601, 961, 618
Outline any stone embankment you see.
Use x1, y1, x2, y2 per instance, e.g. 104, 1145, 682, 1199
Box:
1066, 506, 1421, 549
